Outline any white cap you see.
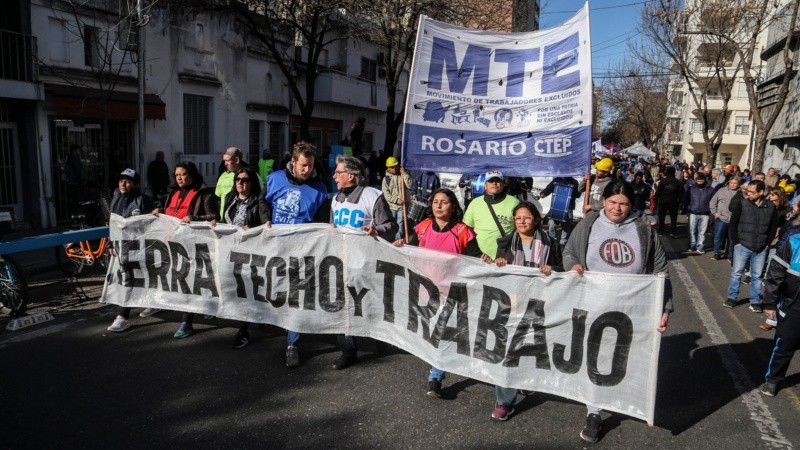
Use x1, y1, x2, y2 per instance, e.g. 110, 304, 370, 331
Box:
485, 170, 504, 181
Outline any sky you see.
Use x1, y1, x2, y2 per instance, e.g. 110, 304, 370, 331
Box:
539, 0, 647, 81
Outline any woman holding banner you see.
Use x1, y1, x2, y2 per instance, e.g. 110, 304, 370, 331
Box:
220, 167, 263, 348
562, 179, 672, 443
393, 188, 480, 398
491, 201, 556, 420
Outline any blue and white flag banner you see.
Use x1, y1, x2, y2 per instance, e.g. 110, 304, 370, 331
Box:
103, 214, 664, 425
401, 3, 592, 177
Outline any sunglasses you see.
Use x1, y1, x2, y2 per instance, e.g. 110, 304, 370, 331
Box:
235, 177, 251, 184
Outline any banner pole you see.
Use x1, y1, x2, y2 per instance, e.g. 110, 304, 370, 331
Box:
400, 172, 410, 243
583, 173, 591, 218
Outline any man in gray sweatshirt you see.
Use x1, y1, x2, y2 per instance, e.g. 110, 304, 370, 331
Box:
709, 176, 740, 260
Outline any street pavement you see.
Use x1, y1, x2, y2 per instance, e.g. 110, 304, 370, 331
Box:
1, 216, 798, 449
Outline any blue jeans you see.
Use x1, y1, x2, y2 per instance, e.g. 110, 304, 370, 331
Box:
392, 208, 405, 241
336, 334, 357, 356
727, 245, 767, 304
713, 219, 729, 256
428, 367, 445, 382
495, 386, 517, 405
288, 330, 300, 347
689, 214, 709, 250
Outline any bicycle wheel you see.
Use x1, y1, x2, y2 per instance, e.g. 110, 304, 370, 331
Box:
0, 255, 29, 317
54, 245, 84, 278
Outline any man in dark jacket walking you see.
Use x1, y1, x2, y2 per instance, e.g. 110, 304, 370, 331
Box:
654, 166, 684, 238
725, 180, 778, 311
684, 173, 715, 253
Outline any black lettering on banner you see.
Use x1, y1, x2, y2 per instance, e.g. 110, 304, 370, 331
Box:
348, 286, 370, 317
407, 269, 440, 343
473, 285, 511, 364
289, 256, 316, 310
430, 282, 470, 355
375, 260, 405, 323
229, 251, 251, 298
169, 242, 192, 294
144, 240, 170, 291
250, 254, 267, 302
192, 243, 219, 297
503, 298, 550, 368
120, 240, 144, 288
318, 256, 344, 312
107, 240, 118, 284
266, 257, 287, 307
552, 308, 588, 374
586, 311, 633, 386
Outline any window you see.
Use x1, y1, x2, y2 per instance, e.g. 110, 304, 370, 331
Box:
83, 25, 100, 67
269, 122, 283, 155
183, 94, 212, 154
691, 119, 702, 132
719, 153, 733, 166
249, 121, 263, 163
734, 116, 749, 134
360, 57, 377, 83
737, 82, 748, 99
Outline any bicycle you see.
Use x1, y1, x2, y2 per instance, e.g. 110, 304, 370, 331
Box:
0, 210, 29, 317
55, 198, 112, 278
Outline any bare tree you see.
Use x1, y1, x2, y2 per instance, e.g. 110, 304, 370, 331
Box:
601, 59, 670, 151
349, 0, 532, 156
641, 0, 798, 171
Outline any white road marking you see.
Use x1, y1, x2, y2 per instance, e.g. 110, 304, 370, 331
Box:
0, 309, 113, 349
668, 243, 793, 448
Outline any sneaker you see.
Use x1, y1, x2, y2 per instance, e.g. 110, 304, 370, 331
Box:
332, 354, 358, 370
286, 346, 300, 368
491, 403, 514, 421
749, 304, 763, 313
427, 379, 443, 398
759, 322, 775, 331
580, 413, 602, 443
695, 248, 705, 254
107, 316, 130, 332
759, 382, 778, 397
139, 308, 161, 318
743, 275, 751, 284
518, 390, 535, 396
669, 233, 676, 239
232, 331, 249, 349
711, 254, 722, 260
173, 322, 193, 339
723, 298, 737, 308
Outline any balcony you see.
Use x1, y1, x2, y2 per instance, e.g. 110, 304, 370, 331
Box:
315, 70, 387, 111
0, 29, 42, 101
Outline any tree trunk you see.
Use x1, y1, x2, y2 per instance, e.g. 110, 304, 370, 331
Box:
752, 128, 767, 173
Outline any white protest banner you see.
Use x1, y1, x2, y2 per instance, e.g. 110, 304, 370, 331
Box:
103, 214, 663, 424
401, 4, 592, 177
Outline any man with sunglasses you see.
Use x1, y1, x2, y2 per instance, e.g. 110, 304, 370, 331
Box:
463, 171, 519, 262
725, 180, 778, 311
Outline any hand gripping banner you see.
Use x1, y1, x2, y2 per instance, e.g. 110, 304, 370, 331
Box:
103, 214, 664, 424
401, 3, 593, 177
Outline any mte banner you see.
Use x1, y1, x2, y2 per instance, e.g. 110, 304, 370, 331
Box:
102, 214, 663, 424
401, 4, 592, 177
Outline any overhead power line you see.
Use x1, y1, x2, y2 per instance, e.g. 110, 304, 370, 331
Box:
543, 0, 653, 15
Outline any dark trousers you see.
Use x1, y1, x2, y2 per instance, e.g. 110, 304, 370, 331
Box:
765, 305, 800, 385
337, 334, 357, 357
657, 203, 679, 234
117, 306, 131, 319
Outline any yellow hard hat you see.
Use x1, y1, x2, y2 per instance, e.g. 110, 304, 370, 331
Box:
596, 157, 613, 172
386, 156, 399, 168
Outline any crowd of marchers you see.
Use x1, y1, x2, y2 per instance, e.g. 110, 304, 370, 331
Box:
92, 143, 795, 444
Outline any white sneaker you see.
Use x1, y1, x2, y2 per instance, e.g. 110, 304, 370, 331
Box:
107, 316, 130, 332
139, 308, 161, 318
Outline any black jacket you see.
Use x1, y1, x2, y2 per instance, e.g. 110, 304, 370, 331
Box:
654, 176, 683, 206
224, 192, 262, 228
730, 198, 778, 252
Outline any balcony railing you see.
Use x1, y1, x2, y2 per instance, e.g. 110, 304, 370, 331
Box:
0, 30, 37, 82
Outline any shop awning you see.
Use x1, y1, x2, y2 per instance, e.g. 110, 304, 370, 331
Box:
45, 83, 166, 120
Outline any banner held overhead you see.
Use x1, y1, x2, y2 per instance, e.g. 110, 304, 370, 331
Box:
401, 3, 592, 177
